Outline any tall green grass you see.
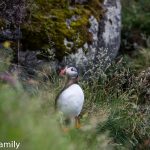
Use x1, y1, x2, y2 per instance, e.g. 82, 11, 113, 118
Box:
0, 83, 112, 150
0, 48, 150, 149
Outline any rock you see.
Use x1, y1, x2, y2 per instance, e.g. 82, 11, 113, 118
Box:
97, 0, 121, 64
19, 0, 99, 58
62, 0, 121, 71
0, 28, 22, 42
0, 0, 26, 24
17, 51, 58, 80
20, 0, 121, 77
0, 0, 121, 76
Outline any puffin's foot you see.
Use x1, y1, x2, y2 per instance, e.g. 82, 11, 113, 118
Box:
62, 127, 69, 132
75, 116, 81, 129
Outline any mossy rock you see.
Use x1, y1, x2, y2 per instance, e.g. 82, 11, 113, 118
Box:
21, 0, 103, 60
0, 18, 5, 27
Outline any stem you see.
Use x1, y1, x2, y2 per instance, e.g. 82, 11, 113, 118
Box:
17, 25, 20, 67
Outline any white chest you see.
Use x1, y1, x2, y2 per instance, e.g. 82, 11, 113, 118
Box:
57, 84, 84, 117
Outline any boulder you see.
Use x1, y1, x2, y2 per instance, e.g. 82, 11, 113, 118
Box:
0, 0, 121, 75
62, 0, 121, 72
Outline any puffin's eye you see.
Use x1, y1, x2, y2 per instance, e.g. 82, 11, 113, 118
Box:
71, 68, 74, 71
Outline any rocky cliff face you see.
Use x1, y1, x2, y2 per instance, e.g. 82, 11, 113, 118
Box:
62, 0, 121, 71
0, 0, 121, 74
97, 0, 121, 67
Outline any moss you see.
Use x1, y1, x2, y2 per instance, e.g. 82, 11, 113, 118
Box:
21, 0, 103, 60
0, 18, 5, 28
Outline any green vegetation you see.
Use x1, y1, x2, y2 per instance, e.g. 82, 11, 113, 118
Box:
121, 0, 150, 51
122, 0, 150, 35
0, 0, 150, 149
0, 83, 112, 150
0, 46, 150, 149
21, 0, 103, 60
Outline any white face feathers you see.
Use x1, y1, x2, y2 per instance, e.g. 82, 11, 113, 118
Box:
60, 66, 78, 79
66, 67, 78, 78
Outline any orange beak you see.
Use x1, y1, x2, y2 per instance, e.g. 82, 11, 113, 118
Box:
59, 68, 66, 76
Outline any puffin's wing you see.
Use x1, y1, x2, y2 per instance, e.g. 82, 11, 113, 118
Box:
54, 85, 70, 110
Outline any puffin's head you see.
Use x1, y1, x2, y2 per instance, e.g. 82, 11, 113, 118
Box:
59, 66, 78, 79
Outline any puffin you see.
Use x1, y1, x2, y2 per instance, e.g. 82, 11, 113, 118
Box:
55, 66, 84, 129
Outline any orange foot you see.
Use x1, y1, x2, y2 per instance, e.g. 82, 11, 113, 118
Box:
62, 127, 69, 133
75, 116, 81, 129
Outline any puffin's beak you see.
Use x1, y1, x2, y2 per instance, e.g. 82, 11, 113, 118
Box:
59, 68, 66, 76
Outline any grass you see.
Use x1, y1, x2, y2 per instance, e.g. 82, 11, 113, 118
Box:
0, 47, 150, 149
0, 83, 112, 150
